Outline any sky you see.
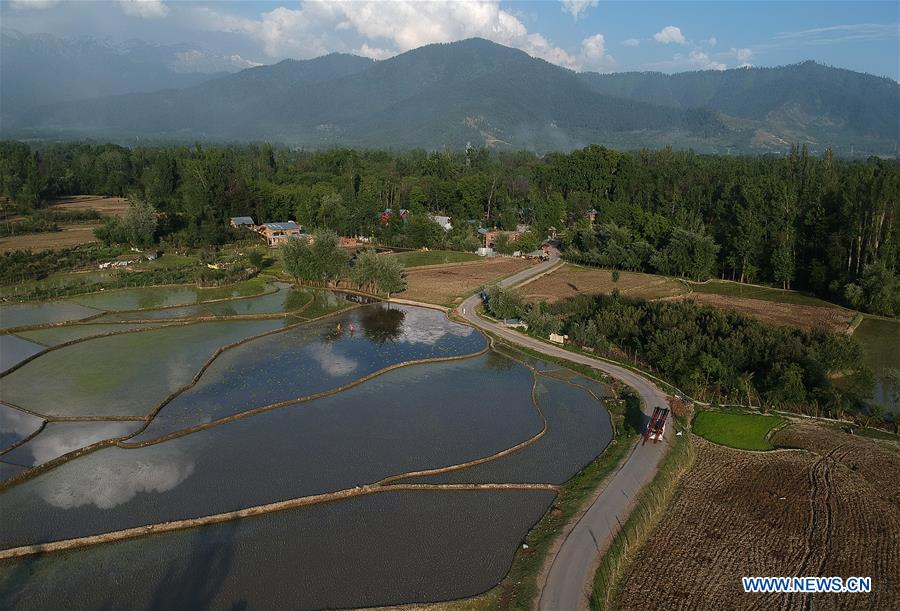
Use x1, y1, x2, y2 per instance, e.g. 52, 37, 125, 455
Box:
2, 0, 898, 78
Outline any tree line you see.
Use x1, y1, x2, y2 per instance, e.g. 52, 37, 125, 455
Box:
1, 140, 897, 314
485, 286, 874, 420
280, 228, 405, 297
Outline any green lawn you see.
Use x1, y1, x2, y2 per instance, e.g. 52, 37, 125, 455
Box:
388, 249, 479, 267
693, 410, 786, 450
687, 280, 839, 308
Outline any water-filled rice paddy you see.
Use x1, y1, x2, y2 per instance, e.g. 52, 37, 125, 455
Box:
0, 354, 541, 547
0, 335, 45, 371
0, 405, 44, 452
410, 376, 613, 485
129, 304, 487, 442
0, 489, 555, 610
14, 323, 172, 347
0, 287, 614, 608
2, 421, 142, 468
0, 319, 286, 418
67, 282, 267, 311
95, 283, 313, 321
0, 301, 101, 330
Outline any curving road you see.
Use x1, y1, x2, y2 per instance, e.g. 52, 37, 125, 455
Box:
457, 251, 672, 611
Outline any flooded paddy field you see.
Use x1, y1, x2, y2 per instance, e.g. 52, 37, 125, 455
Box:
130, 303, 487, 442
0, 336, 45, 372
0, 319, 287, 418
0, 285, 614, 608
14, 322, 173, 347
409, 376, 613, 485
0, 489, 555, 610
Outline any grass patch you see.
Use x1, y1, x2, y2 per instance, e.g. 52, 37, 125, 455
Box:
591, 426, 695, 611
687, 280, 838, 308
388, 249, 479, 267
693, 410, 785, 451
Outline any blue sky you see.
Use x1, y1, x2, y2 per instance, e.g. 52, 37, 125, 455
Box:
3, 1, 898, 78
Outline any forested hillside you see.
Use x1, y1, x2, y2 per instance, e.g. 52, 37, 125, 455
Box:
4, 38, 896, 154
579, 61, 899, 143
1, 141, 897, 315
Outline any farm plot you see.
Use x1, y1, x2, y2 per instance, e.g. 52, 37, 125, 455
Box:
397, 257, 534, 306
693, 410, 785, 451
520, 264, 686, 304
387, 249, 480, 267
614, 427, 899, 610
48, 195, 129, 217
0, 224, 100, 254
683, 292, 854, 333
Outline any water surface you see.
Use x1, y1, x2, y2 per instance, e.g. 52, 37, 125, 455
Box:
0, 319, 285, 417
130, 303, 486, 442
0, 489, 555, 610
0, 405, 44, 452
0, 335, 45, 371
0, 354, 541, 548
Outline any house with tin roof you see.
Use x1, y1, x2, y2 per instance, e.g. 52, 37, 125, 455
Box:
257, 221, 304, 247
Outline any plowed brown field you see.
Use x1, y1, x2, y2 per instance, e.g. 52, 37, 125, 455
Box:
684, 292, 855, 333
614, 425, 899, 610
397, 258, 534, 306
520, 264, 686, 304
50, 195, 129, 216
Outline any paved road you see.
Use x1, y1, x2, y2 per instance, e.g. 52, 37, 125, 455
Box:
457, 252, 672, 611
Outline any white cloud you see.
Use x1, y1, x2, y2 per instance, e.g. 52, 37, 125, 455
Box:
117, 0, 169, 19
580, 33, 615, 71
706, 37, 717, 47
8, 0, 60, 9
653, 25, 686, 45
622, 38, 640, 47
190, 1, 595, 70
687, 50, 726, 70
731, 47, 753, 62
355, 43, 395, 61
773, 23, 899, 44
561, 0, 599, 20
38, 447, 194, 510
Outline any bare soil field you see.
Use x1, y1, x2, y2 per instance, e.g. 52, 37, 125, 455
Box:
0, 223, 100, 253
684, 292, 855, 333
615, 426, 899, 610
520, 264, 686, 304
397, 257, 534, 306
49, 195, 129, 217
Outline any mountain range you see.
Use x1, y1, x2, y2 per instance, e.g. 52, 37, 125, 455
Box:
2, 36, 897, 155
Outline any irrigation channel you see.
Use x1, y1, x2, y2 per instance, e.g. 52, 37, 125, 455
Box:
0, 281, 615, 609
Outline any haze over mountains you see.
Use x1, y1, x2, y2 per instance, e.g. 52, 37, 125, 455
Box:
2, 35, 897, 156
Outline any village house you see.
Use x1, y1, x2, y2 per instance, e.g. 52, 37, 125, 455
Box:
481, 228, 522, 249
230, 216, 256, 229
257, 221, 304, 247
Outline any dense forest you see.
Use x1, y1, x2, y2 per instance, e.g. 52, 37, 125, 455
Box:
1, 140, 897, 314
485, 287, 872, 420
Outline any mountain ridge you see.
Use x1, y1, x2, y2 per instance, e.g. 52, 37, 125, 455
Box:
2, 37, 897, 155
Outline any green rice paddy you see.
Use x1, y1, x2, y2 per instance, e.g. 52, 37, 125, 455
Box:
693, 410, 786, 450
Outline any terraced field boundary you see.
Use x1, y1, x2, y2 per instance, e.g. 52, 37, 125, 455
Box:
0, 483, 558, 561
0, 303, 365, 490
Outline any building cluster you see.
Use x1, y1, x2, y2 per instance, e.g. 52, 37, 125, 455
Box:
230, 217, 305, 247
